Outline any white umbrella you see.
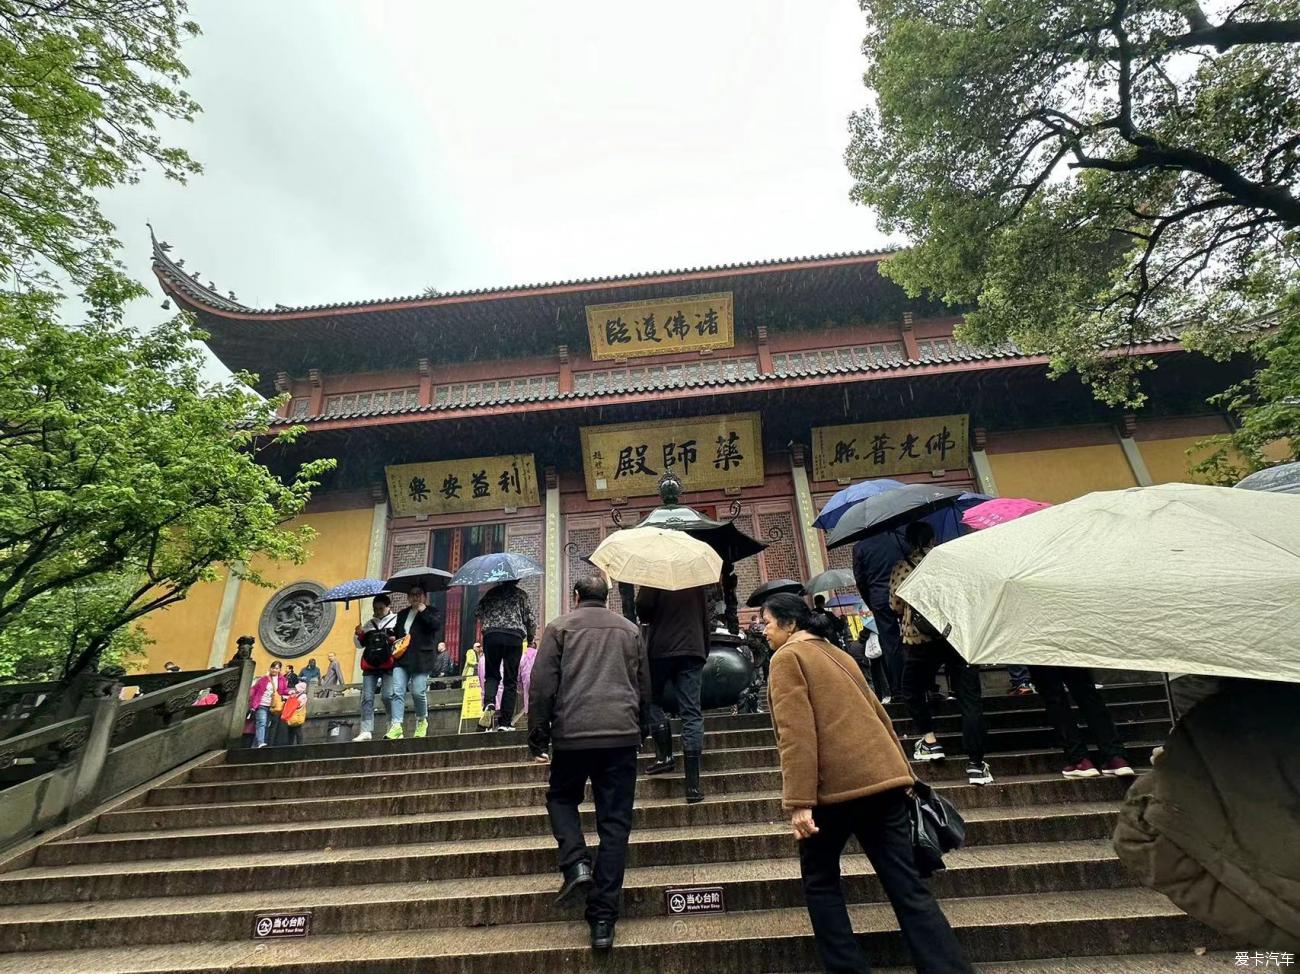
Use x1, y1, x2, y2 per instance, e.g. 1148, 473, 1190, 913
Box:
896, 483, 1300, 684
589, 526, 723, 591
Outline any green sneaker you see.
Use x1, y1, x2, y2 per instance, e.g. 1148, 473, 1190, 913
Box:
385, 724, 404, 741
413, 719, 428, 738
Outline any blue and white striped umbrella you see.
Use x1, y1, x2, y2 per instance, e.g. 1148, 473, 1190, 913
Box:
316, 578, 390, 605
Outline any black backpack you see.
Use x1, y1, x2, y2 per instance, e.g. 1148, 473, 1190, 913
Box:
361, 623, 406, 669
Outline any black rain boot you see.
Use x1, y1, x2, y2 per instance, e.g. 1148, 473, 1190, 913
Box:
684, 750, 704, 804
646, 723, 675, 776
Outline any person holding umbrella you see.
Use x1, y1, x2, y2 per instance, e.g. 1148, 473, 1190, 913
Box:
890, 522, 993, 786
389, 584, 442, 740
474, 579, 537, 732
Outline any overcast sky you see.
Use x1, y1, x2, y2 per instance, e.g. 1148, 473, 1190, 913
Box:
102, 1, 889, 376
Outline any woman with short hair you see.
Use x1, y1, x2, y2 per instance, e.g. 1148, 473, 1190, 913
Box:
763, 592, 971, 974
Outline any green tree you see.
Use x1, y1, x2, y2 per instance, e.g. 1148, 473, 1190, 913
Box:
0, 288, 334, 683
0, 0, 201, 289
846, 0, 1299, 421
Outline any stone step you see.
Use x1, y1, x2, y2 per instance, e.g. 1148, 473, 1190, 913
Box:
1, 802, 1125, 904
86, 772, 1137, 854
0, 888, 1228, 973
185, 714, 1167, 792
227, 683, 1169, 768
0, 839, 1129, 951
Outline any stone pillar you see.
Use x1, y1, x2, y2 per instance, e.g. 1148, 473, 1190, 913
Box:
1117, 413, 1153, 487
68, 675, 123, 817
789, 444, 826, 578
226, 636, 257, 747
970, 427, 1000, 496
355, 488, 390, 682
207, 564, 244, 668
544, 467, 563, 622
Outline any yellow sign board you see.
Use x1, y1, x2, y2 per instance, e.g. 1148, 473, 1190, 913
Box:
585, 292, 734, 361
385, 454, 540, 518
811, 415, 970, 481
580, 412, 764, 500
460, 675, 483, 722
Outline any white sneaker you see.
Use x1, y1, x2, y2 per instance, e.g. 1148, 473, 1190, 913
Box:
353, 731, 372, 742
881, 696, 893, 704
256, 743, 268, 748
966, 761, 994, 786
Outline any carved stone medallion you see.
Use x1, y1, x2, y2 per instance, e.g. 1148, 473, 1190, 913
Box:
258, 581, 335, 659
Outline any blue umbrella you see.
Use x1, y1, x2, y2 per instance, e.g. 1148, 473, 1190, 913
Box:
813, 479, 906, 529
827, 593, 863, 609
316, 578, 390, 605
449, 552, 543, 587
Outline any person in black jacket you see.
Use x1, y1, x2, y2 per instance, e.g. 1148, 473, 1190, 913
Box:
390, 585, 442, 740
636, 582, 710, 804
852, 534, 909, 708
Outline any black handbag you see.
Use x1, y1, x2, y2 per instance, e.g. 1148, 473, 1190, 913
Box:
909, 780, 966, 877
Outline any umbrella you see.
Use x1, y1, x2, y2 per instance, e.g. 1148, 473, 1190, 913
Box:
590, 526, 723, 591
827, 593, 863, 610
805, 568, 856, 594
384, 566, 454, 594
961, 497, 1051, 532
449, 552, 543, 587
745, 578, 806, 608
640, 505, 767, 563
315, 578, 390, 605
825, 485, 965, 550
896, 483, 1300, 683
1237, 461, 1300, 495
813, 479, 907, 529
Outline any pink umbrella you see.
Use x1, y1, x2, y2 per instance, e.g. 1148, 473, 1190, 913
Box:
961, 497, 1050, 531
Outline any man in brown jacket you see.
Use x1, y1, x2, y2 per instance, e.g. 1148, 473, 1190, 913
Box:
529, 574, 652, 952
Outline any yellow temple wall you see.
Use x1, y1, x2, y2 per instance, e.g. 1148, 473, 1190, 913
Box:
985, 443, 1137, 504
135, 571, 228, 673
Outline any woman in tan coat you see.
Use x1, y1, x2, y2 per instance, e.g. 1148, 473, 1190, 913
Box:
763, 593, 971, 974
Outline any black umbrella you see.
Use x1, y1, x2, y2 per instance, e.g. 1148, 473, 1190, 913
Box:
805, 568, 856, 595
745, 578, 806, 608
640, 505, 767, 563
384, 566, 454, 594
825, 485, 965, 550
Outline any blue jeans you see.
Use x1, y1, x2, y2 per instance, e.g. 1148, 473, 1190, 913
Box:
254, 706, 271, 746
389, 666, 429, 726
360, 671, 393, 733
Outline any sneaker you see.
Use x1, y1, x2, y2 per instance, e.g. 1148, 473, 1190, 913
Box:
913, 739, 945, 762
880, 695, 892, 704
495, 724, 515, 733
966, 761, 993, 786
384, 724, 404, 741
478, 706, 495, 730
255, 742, 268, 748
413, 719, 428, 738
1063, 758, 1101, 778
1101, 757, 1135, 777
352, 731, 372, 743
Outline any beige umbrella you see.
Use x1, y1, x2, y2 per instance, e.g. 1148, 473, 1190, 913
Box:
896, 483, 1300, 684
590, 526, 723, 591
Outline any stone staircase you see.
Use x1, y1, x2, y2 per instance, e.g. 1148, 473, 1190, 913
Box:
0, 682, 1239, 972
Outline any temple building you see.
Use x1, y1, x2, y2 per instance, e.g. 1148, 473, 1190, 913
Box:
139, 238, 1260, 677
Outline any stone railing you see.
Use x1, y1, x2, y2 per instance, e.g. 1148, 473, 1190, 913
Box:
0, 636, 258, 852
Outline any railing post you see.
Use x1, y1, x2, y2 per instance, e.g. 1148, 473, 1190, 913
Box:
225, 635, 257, 748
68, 675, 123, 817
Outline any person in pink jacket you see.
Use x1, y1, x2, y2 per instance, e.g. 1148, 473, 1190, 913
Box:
248, 661, 286, 748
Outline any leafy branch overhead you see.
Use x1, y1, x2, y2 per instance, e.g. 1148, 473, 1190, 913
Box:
0, 0, 201, 288
847, 0, 1299, 406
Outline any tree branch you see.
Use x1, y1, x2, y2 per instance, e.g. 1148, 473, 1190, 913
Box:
1167, 19, 1300, 51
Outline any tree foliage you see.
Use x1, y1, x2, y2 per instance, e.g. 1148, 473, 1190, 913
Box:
0, 289, 335, 681
0, 0, 200, 288
847, 0, 1299, 409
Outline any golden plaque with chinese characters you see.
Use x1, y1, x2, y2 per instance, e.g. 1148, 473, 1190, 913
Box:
385, 454, 540, 517
585, 292, 734, 361
811, 415, 970, 481
580, 412, 763, 500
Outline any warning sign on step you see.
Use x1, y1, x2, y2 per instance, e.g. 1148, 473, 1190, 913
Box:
665, 885, 726, 915
252, 910, 312, 939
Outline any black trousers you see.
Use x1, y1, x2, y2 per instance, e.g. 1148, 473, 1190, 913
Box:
902, 640, 987, 764
286, 725, 303, 746
866, 655, 890, 699
1029, 665, 1125, 765
482, 632, 523, 726
545, 746, 638, 924
800, 789, 973, 974
870, 602, 906, 702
